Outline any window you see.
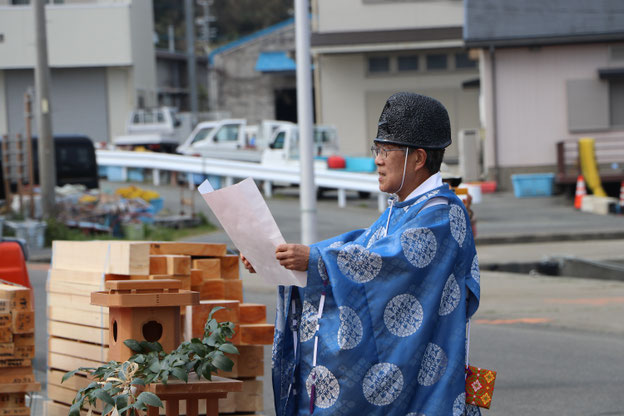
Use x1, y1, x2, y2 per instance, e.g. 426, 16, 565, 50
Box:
214, 124, 240, 142
426, 54, 447, 70
610, 80, 624, 127
190, 127, 215, 144
398, 55, 419, 71
455, 52, 477, 69
368, 57, 390, 73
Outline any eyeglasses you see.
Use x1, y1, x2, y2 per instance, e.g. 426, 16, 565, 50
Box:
370, 145, 407, 159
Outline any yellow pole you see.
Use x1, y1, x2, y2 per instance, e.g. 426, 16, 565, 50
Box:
578, 137, 607, 197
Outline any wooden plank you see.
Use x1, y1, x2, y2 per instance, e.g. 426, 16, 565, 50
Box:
0, 285, 31, 312
46, 401, 102, 416
51, 241, 150, 275
0, 331, 11, 344
0, 359, 30, 368
218, 345, 264, 379
0, 382, 40, 394
48, 352, 104, 373
48, 321, 108, 346
240, 324, 274, 345
0, 367, 35, 385
150, 255, 191, 275
47, 292, 102, 313
219, 255, 240, 280
12, 335, 33, 347
234, 379, 263, 413
47, 384, 104, 413
191, 259, 221, 280
239, 303, 267, 324
105, 279, 181, 291
0, 393, 25, 409
149, 242, 227, 257
47, 370, 91, 392
0, 408, 29, 416
190, 269, 204, 286
0, 314, 10, 329
131, 274, 191, 291
49, 338, 108, 363
11, 345, 34, 360
91, 290, 198, 308
11, 310, 34, 334
0, 343, 14, 358
48, 306, 109, 329
47, 279, 101, 297
47, 268, 122, 286
199, 280, 225, 300
223, 280, 243, 302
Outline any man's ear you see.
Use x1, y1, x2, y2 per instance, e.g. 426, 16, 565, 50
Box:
413, 148, 427, 171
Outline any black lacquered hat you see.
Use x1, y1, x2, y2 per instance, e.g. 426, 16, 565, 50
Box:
374, 92, 451, 150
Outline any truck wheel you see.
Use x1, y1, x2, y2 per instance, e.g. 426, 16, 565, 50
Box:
358, 191, 371, 199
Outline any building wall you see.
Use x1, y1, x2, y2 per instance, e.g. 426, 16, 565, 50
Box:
315, 0, 463, 32
212, 25, 296, 124
481, 43, 624, 179
317, 52, 479, 157
107, 67, 134, 140
0, 2, 133, 69
129, 0, 157, 107
4, 68, 110, 142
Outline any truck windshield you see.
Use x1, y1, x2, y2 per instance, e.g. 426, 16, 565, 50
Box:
215, 125, 240, 142
191, 127, 216, 144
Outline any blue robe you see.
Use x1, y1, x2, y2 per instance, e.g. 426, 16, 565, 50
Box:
272, 185, 481, 416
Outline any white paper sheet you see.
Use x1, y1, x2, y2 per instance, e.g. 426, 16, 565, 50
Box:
198, 177, 307, 287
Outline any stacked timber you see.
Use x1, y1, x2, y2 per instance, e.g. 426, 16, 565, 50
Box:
46, 241, 274, 416
0, 282, 40, 416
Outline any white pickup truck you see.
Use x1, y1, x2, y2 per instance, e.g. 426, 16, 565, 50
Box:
175, 119, 339, 165
113, 107, 189, 153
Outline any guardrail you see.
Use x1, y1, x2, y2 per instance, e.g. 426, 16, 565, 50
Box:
96, 150, 387, 211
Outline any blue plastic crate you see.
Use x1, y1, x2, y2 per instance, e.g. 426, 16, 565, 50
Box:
511, 173, 555, 198
345, 157, 376, 173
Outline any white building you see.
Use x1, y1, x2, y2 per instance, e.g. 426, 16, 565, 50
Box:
465, 0, 624, 190
0, 0, 157, 143
311, 0, 480, 159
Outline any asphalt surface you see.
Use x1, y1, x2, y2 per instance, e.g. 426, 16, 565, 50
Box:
25, 180, 624, 415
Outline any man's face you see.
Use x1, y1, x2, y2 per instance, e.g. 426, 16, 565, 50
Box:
373, 143, 410, 194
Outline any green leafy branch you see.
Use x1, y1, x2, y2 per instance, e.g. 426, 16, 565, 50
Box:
62, 307, 238, 416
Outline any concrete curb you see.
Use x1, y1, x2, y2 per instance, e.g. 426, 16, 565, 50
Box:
475, 230, 624, 245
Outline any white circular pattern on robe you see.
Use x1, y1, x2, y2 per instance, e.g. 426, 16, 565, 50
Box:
383, 294, 424, 337
452, 393, 466, 416
449, 204, 467, 247
471, 254, 480, 284
439, 274, 461, 316
318, 257, 329, 282
338, 306, 363, 349
362, 363, 404, 406
417, 343, 448, 386
299, 301, 318, 342
329, 240, 344, 249
337, 244, 382, 283
366, 227, 385, 249
305, 365, 340, 409
400, 228, 437, 268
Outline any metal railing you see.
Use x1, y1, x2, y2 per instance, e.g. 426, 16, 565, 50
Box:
96, 150, 387, 211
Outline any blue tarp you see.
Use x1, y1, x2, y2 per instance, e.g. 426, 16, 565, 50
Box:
255, 51, 296, 73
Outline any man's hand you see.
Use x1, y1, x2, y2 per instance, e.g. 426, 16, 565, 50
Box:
240, 254, 256, 273
275, 244, 310, 271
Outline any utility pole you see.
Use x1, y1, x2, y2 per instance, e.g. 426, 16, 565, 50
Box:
33, 0, 56, 219
295, 0, 317, 245
185, 0, 198, 126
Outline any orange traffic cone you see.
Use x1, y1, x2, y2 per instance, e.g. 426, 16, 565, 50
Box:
574, 175, 586, 209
